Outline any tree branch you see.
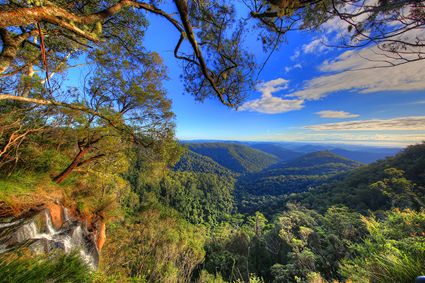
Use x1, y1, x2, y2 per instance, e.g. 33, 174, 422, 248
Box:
174, 0, 233, 107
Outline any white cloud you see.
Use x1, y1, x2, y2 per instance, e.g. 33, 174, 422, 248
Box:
302, 38, 329, 54
297, 132, 425, 146
287, 46, 425, 100
242, 16, 425, 115
246, 130, 424, 146
239, 78, 304, 114
306, 116, 425, 131
241, 45, 425, 113
258, 78, 289, 97
316, 110, 359, 118
284, 63, 302, 73
290, 50, 300, 61
246, 46, 425, 114
240, 97, 304, 114
414, 99, 425, 105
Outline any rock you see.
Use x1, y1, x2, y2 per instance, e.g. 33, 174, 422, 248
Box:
96, 220, 106, 252
0, 204, 100, 269
46, 203, 64, 230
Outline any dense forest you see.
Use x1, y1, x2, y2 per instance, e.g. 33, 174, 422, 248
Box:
187, 143, 279, 174
2, 139, 424, 282
0, 0, 424, 282
172, 143, 425, 282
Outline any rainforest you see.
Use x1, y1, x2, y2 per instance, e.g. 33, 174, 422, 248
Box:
0, 0, 424, 282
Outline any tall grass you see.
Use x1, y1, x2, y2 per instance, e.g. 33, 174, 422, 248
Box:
0, 252, 92, 283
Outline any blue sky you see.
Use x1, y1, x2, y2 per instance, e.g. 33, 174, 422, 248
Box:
67, 4, 425, 147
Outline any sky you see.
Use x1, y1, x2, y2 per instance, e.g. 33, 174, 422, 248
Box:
68, 3, 425, 147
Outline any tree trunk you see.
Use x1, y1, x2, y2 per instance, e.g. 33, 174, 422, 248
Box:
53, 147, 91, 184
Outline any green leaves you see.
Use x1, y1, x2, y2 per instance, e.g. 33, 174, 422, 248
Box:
0, 252, 91, 283
342, 209, 425, 283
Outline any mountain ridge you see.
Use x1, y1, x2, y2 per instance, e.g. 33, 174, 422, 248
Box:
187, 142, 278, 173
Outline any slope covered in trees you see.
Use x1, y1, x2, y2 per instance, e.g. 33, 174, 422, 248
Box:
276, 151, 362, 173
173, 149, 235, 177
200, 143, 425, 282
236, 151, 361, 196
290, 143, 425, 213
188, 142, 278, 173
247, 143, 303, 161
330, 148, 400, 164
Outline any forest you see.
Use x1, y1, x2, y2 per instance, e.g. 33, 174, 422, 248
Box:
0, 0, 424, 282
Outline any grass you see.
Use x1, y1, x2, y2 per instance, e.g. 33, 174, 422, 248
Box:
0, 251, 92, 283
0, 171, 63, 216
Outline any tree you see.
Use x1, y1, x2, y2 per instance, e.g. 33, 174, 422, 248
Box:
2, 0, 422, 117
248, 0, 425, 67
370, 167, 425, 210
1, 9, 176, 184
0, 0, 256, 108
341, 209, 425, 283
269, 204, 367, 282
102, 206, 206, 282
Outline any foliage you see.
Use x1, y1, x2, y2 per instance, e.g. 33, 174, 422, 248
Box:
234, 151, 361, 217
102, 203, 206, 283
174, 150, 236, 177
0, 252, 91, 283
159, 171, 235, 225
277, 151, 361, 170
237, 151, 360, 196
342, 209, 425, 283
370, 168, 424, 210
289, 143, 425, 213
269, 204, 366, 282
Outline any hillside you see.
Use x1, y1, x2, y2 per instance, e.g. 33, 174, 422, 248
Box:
290, 143, 425, 212
187, 142, 278, 173
264, 151, 361, 176
262, 142, 400, 163
247, 143, 303, 161
173, 150, 235, 177
236, 151, 361, 197
330, 148, 400, 164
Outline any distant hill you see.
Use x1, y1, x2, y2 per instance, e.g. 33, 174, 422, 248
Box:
330, 148, 400, 164
236, 151, 361, 196
291, 144, 330, 153
290, 143, 425, 212
266, 151, 361, 176
187, 142, 278, 173
248, 143, 303, 161
244, 142, 400, 163
173, 150, 235, 177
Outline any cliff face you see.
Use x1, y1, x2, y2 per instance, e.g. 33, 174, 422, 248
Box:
0, 203, 103, 269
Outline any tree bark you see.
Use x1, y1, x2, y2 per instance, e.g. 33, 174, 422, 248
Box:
0, 1, 182, 42
53, 146, 91, 184
174, 0, 232, 107
0, 94, 112, 123
0, 29, 35, 74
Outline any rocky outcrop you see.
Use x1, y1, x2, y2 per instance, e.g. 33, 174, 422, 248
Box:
0, 204, 104, 269
96, 220, 106, 252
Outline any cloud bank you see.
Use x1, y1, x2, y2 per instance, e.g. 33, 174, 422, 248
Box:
289, 48, 425, 101
306, 116, 425, 131
316, 110, 359, 119
241, 45, 425, 114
